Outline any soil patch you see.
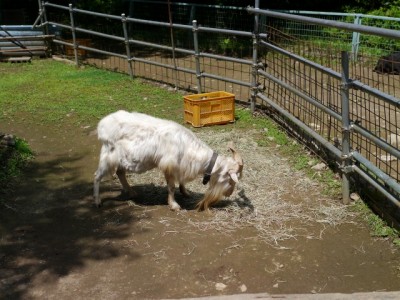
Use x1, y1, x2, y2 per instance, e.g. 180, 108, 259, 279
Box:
1, 115, 399, 299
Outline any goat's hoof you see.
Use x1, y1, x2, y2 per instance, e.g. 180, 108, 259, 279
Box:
95, 202, 102, 208
169, 203, 181, 211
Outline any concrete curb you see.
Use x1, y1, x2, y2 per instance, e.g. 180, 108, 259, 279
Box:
172, 291, 400, 300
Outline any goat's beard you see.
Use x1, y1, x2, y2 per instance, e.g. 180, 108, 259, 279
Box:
196, 181, 234, 211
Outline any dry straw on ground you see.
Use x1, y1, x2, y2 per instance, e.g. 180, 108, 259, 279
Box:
124, 128, 354, 247
120, 129, 352, 247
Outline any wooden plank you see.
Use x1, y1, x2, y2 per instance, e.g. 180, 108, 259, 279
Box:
0, 35, 55, 41
0, 46, 48, 53
0, 56, 32, 62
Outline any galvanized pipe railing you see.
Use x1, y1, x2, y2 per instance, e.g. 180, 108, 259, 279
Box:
39, 1, 400, 207
122, 13, 134, 79
252, 8, 400, 206
246, 7, 400, 40
340, 51, 352, 204
192, 20, 202, 93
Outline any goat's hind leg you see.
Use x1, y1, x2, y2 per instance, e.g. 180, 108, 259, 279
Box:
116, 168, 136, 199
165, 173, 181, 211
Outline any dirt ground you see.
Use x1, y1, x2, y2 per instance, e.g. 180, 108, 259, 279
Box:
1, 113, 400, 300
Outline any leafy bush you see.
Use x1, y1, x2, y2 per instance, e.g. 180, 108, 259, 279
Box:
0, 137, 33, 194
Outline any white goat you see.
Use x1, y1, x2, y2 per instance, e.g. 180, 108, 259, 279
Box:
93, 110, 243, 211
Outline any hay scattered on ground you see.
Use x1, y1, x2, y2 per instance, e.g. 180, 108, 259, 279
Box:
125, 128, 355, 247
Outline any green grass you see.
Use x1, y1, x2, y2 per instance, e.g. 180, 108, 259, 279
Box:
0, 137, 33, 194
0, 59, 184, 127
352, 200, 400, 245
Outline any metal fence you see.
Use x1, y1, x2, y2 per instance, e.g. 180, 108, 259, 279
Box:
36, 1, 400, 223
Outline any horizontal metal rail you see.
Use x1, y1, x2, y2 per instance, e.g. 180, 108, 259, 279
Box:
352, 165, 400, 208
259, 91, 400, 206
261, 40, 342, 79
44, 2, 266, 39
46, 21, 124, 41
261, 40, 400, 109
247, 7, 400, 40
46, 19, 256, 69
53, 39, 127, 59
281, 9, 400, 22
131, 56, 197, 75
258, 58, 400, 162
127, 37, 194, 55
350, 80, 400, 109
352, 152, 400, 202
45, 2, 122, 20
352, 124, 400, 160
257, 92, 343, 159
0, 35, 54, 41
202, 72, 252, 87
258, 68, 343, 121
130, 0, 248, 11
201, 52, 253, 65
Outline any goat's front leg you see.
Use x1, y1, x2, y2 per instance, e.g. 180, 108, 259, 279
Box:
93, 170, 102, 207
116, 168, 136, 199
94, 158, 107, 207
165, 173, 181, 211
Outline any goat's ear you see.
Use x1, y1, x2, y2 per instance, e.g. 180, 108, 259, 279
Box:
227, 141, 236, 152
229, 171, 239, 183
228, 141, 243, 171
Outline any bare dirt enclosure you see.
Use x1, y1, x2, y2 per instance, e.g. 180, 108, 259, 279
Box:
1, 107, 400, 299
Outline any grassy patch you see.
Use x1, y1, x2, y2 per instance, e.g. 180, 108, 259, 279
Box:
0, 59, 184, 128
352, 200, 400, 246
0, 137, 34, 195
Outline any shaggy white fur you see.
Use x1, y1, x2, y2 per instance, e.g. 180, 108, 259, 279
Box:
93, 110, 243, 211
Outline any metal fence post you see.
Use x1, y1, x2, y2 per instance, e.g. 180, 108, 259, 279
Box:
36, 1, 48, 34
68, 3, 78, 66
122, 13, 134, 79
192, 20, 202, 93
251, 0, 260, 113
167, 0, 179, 89
340, 51, 352, 204
351, 14, 361, 61
35, 1, 50, 56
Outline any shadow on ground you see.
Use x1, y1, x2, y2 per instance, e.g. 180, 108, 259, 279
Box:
0, 152, 145, 299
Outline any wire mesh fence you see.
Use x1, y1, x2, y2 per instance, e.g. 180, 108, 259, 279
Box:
260, 12, 400, 187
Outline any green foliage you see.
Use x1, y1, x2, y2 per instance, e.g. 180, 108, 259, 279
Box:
360, 2, 400, 52
74, 0, 125, 14
352, 200, 400, 246
0, 138, 33, 192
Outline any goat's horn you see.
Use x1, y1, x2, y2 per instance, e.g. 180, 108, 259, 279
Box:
228, 142, 243, 166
